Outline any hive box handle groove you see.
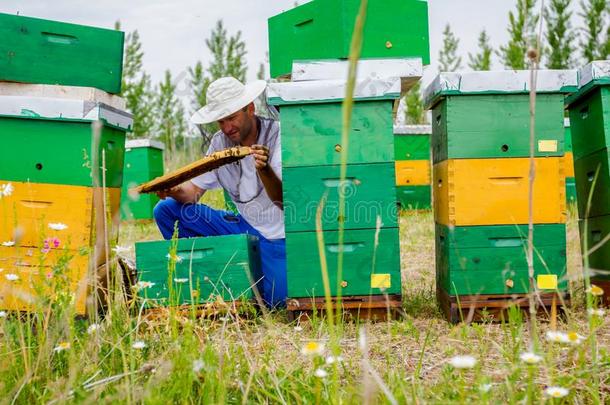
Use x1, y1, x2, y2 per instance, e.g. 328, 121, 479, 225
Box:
41, 32, 79, 45
326, 243, 365, 253
20, 200, 52, 209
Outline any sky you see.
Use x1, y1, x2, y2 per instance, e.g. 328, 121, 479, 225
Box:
0, 0, 586, 108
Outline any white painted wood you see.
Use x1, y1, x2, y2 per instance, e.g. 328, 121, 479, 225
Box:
0, 82, 126, 110
393, 124, 432, 135
578, 60, 610, 88
126, 139, 165, 150
292, 58, 423, 82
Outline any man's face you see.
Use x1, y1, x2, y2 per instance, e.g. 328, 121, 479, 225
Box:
217, 104, 254, 144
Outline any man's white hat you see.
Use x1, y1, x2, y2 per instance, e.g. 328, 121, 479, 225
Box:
191, 77, 267, 125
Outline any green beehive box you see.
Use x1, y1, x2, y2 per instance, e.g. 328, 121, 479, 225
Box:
0, 96, 131, 187
424, 70, 577, 163
268, 0, 430, 78
280, 100, 394, 167
135, 234, 262, 307
283, 163, 397, 232
436, 223, 567, 296
579, 214, 610, 279
574, 147, 610, 219
286, 227, 401, 298
564, 118, 573, 152
566, 61, 610, 160
0, 13, 124, 94
396, 185, 431, 209
121, 140, 165, 220
394, 130, 431, 161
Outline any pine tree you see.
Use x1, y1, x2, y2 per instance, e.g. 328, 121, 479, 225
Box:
468, 30, 493, 71
545, 0, 575, 68
498, 0, 539, 69
438, 24, 462, 72
118, 25, 155, 138
188, 20, 248, 140
404, 81, 426, 125
579, 0, 608, 62
155, 70, 187, 155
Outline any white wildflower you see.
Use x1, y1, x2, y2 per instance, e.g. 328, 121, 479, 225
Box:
294, 326, 303, 332
53, 342, 71, 352
87, 323, 100, 334
192, 359, 205, 373
520, 352, 543, 364
545, 331, 570, 343
5, 273, 19, 281
174, 278, 189, 284
132, 341, 146, 350
325, 355, 343, 365
166, 253, 183, 263
112, 245, 131, 255
588, 308, 605, 317
587, 285, 604, 296
1, 241, 15, 247
132, 281, 155, 290
314, 368, 328, 378
0, 311, 7, 318
544, 386, 569, 398
449, 355, 477, 369
48, 223, 68, 231
301, 341, 325, 356
479, 383, 492, 393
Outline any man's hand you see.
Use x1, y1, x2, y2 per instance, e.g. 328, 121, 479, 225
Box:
251, 144, 270, 171
156, 186, 180, 200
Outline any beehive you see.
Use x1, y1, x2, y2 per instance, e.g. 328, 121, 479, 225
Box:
135, 234, 262, 307
121, 139, 165, 220
268, 60, 421, 299
424, 70, 576, 320
566, 60, 610, 288
564, 118, 577, 203
0, 13, 124, 94
394, 125, 431, 209
0, 88, 131, 314
268, 0, 430, 78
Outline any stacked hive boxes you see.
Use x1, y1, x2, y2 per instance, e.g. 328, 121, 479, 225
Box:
564, 118, 578, 204
566, 60, 610, 303
268, 61, 422, 304
0, 14, 129, 314
394, 125, 432, 209
423, 70, 577, 321
121, 140, 165, 220
134, 235, 262, 308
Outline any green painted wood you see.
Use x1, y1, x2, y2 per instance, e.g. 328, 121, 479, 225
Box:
135, 235, 262, 307
564, 124, 573, 152
286, 227, 401, 298
121, 146, 165, 219
0, 13, 123, 94
0, 117, 125, 187
283, 163, 398, 232
579, 214, 610, 279
566, 177, 577, 204
574, 147, 610, 218
268, 0, 430, 77
394, 134, 431, 161
568, 87, 610, 160
431, 94, 565, 163
436, 223, 567, 295
280, 101, 394, 167
396, 185, 431, 209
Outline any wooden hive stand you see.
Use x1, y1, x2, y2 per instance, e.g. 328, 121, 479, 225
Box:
286, 294, 403, 322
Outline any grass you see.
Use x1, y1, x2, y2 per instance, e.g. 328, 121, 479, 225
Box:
1, 207, 608, 404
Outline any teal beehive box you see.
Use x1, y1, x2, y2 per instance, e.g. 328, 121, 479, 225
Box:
121, 139, 165, 220
268, 0, 430, 78
0, 13, 124, 94
135, 234, 262, 308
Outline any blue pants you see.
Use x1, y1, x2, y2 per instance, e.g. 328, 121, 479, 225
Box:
153, 198, 287, 307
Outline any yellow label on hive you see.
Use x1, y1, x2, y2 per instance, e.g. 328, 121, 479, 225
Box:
537, 274, 558, 290
371, 273, 391, 289
538, 140, 558, 152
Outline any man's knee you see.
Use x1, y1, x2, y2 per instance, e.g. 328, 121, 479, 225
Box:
153, 198, 181, 222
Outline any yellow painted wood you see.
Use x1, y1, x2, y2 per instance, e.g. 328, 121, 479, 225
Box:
395, 160, 431, 186
433, 157, 566, 226
564, 151, 575, 178
0, 246, 89, 313
0, 182, 122, 314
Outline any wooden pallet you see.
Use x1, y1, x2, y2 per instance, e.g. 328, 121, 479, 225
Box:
591, 279, 610, 307
286, 295, 403, 322
437, 288, 570, 324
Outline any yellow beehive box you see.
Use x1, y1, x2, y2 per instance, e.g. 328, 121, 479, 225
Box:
0, 181, 121, 314
564, 151, 575, 178
433, 157, 566, 226
395, 160, 431, 186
